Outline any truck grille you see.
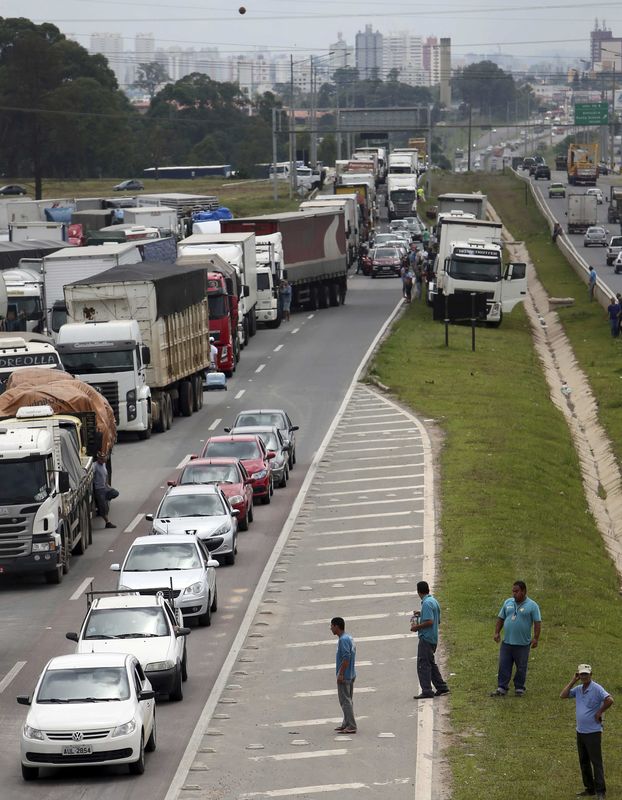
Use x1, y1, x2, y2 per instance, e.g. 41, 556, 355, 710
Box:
0, 509, 34, 558
90, 381, 119, 422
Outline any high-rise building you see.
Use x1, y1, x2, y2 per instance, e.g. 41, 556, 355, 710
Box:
355, 25, 383, 80
329, 33, 354, 74
382, 32, 425, 85
89, 32, 125, 86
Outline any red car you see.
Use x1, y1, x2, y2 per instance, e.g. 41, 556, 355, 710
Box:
170, 457, 254, 530
200, 435, 275, 505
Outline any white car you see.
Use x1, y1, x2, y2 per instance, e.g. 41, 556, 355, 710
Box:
586, 187, 604, 204
147, 484, 238, 565
66, 593, 191, 701
18, 652, 156, 780
111, 534, 218, 626
614, 251, 622, 274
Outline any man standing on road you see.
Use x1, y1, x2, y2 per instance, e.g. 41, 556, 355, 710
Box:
93, 452, 116, 529
491, 580, 541, 697
331, 617, 357, 734
561, 664, 613, 800
589, 267, 597, 302
411, 581, 449, 699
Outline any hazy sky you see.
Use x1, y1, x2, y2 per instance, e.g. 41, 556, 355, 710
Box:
3, 0, 622, 61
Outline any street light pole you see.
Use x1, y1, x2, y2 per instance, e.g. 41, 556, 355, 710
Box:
467, 104, 472, 171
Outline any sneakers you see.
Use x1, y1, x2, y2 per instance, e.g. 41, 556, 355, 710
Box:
575, 790, 595, 797
336, 727, 356, 734
490, 689, 507, 697
105, 522, 117, 529
435, 688, 450, 696
413, 692, 435, 699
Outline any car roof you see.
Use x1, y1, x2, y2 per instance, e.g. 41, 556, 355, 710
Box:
230, 425, 280, 435
47, 652, 131, 670
92, 595, 164, 610
207, 434, 261, 442
130, 533, 201, 546
183, 457, 241, 466
164, 484, 220, 496
235, 409, 287, 416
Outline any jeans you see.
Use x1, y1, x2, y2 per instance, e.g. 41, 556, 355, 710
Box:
577, 731, 605, 794
497, 642, 530, 693
337, 679, 356, 730
610, 319, 619, 337
417, 638, 448, 695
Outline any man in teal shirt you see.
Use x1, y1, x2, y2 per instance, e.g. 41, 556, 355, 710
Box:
411, 581, 449, 699
491, 580, 541, 697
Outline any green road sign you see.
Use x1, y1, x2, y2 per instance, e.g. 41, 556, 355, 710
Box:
574, 102, 609, 126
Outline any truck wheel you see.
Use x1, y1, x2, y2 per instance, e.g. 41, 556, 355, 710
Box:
308, 287, 319, 311
44, 564, 62, 585
318, 285, 330, 309
249, 309, 257, 337
179, 381, 193, 417
72, 502, 90, 555
243, 318, 249, 346
339, 283, 347, 305
192, 376, 202, 412
137, 419, 152, 440
153, 396, 166, 433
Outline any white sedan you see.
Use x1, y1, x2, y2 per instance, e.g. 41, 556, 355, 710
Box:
18, 652, 156, 780
586, 187, 604, 204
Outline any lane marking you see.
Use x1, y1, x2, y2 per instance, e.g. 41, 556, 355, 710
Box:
287, 633, 410, 649
337, 419, 418, 429
322, 473, 423, 485
70, 577, 95, 601
249, 749, 347, 762
341, 413, 402, 421
291, 327, 300, 334
175, 454, 192, 470
274, 344, 284, 352
294, 688, 376, 697
317, 556, 408, 566
301, 612, 409, 626
313, 498, 423, 510
309, 591, 415, 603
235, 390, 246, 400
312, 510, 420, 522
316, 538, 423, 551
322, 463, 422, 475
275, 716, 367, 728
307, 314, 315, 319
312, 485, 421, 497
310, 524, 419, 537
208, 417, 222, 431
312, 572, 416, 584
0, 661, 26, 694
324, 453, 422, 464
256, 364, 266, 373
330, 445, 420, 455
240, 783, 367, 798
282, 661, 373, 673
124, 513, 144, 534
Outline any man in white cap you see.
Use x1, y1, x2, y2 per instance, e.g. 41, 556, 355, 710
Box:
560, 663, 613, 799
209, 336, 218, 370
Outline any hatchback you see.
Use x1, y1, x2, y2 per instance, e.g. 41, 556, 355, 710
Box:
548, 182, 566, 199
369, 247, 402, 278
228, 426, 289, 488
174, 457, 253, 530
200, 435, 275, 504
586, 188, 604, 205
0, 184, 27, 195
584, 226, 609, 247
230, 408, 299, 468
607, 235, 622, 266
113, 179, 144, 191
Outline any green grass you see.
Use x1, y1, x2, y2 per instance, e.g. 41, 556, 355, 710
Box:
372, 174, 622, 798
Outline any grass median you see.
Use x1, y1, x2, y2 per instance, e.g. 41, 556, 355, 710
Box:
371, 176, 622, 798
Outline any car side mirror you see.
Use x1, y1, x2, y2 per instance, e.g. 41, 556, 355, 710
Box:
207, 558, 219, 568
65, 632, 79, 642
267, 451, 276, 459
58, 471, 70, 493
176, 627, 192, 637
110, 563, 121, 572
230, 508, 240, 516
167, 481, 176, 487
224, 427, 231, 433
139, 690, 156, 701
291, 425, 299, 432
145, 513, 154, 522
190, 454, 198, 460
16, 695, 31, 706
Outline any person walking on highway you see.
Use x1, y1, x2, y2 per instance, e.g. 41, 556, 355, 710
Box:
279, 279, 292, 322
560, 664, 613, 800
94, 452, 116, 529
606, 297, 620, 337
589, 267, 597, 302
491, 580, 541, 697
552, 221, 563, 244
402, 267, 414, 303
331, 617, 357, 734
209, 336, 218, 370
411, 581, 449, 699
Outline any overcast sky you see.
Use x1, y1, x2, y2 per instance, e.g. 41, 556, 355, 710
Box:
3, 0, 622, 62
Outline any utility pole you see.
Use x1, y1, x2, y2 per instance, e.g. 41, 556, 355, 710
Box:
272, 107, 279, 201
289, 54, 297, 197
310, 61, 316, 169
467, 104, 472, 171
611, 63, 616, 171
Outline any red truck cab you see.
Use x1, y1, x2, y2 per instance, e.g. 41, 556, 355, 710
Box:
207, 272, 238, 377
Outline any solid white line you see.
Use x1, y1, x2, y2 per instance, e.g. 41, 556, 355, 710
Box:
163, 297, 406, 800
249, 749, 347, 762
323, 473, 423, 486
313, 510, 420, 522
325, 453, 421, 464
337, 419, 418, 429
317, 556, 408, 566
282, 661, 373, 673
274, 344, 284, 352
70, 577, 94, 601
309, 591, 414, 603
234, 389, 246, 400
256, 364, 266, 373
175, 454, 192, 470
294, 688, 376, 697
301, 612, 409, 626
313, 572, 415, 584
208, 417, 222, 431
124, 513, 144, 534
323, 463, 422, 475
331, 445, 420, 455
333, 436, 421, 446
313, 485, 420, 497
291, 327, 300, 334
287, 633, 410, 648
342, 412, 402, 420
314, 498, 422, 510
335, 427, 421, 437
311, 524, 419, 538
316, 538, 422, 551
0, 661, 26, 694
240, 783, 367, 798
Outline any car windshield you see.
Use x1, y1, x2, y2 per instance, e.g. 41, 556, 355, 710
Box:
124, 542, 202, 571
204, 440, 260, 459
256, 432, 278, 450
208, 294, 227, 319
589, 228, 605, 235
85, 607, 169, 639
158, 493, 226, 517
37, 667, 130, 702
236, 412, 285, 429
256, 273, 271, 291
179, 465, 239, 484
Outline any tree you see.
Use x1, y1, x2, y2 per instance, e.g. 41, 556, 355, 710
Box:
451, 61, 516, 116
134, 62, 170, 100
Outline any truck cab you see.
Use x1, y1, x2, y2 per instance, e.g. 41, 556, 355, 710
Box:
207, 272, 237, 375
255, 233, 283, 329
0, 334, 63, 394
55, 321, 152, 437
3, 267, 44, 333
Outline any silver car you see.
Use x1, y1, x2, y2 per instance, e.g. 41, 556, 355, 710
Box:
584, 226, 609, 247
229, 409, 299, 468
228, 425, 289, 488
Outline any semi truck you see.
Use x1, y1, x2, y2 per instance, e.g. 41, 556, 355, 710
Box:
437, 193, 487, 220
255, 233, 283, 329
0, 334, 62, 393
3, 267, 44, 332
121, 206, 178, 235
335, 184, 372, 239
429, 217, 526, 326
300, 196, 359, 266
221, 210, 348, 311
607, 186, 622, 224
354, 147, 387, 182
566, 194, 598, 234
63, 261, 211, 436
567, 143, 599, 186
386, 174, 418, 220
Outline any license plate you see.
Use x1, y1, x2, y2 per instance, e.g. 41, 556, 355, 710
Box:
62, 744, 92, 756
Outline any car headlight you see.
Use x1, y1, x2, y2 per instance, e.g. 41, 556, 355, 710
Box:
23, 725, 44, 741
211, 523, 231, 537
145, 660, 175, 672
183, 581, 205, 595
251, 469, 267, 479
229, 495, 243, 505
112, 719, 137, 738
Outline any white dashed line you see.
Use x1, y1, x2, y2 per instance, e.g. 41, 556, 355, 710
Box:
249, 749, 347, 762
274, 344, 284, 352
0, 662, 26, 694
291, 327, 300, 334
124, 513, 144, 533
309, 591, 414, 603
208, 417, 222, 431
70, 577, 94, 601
316, 538, 422, 551
235, 390, 246, 400
256, 364, 266, 373
239, 783, 367, 797
307, 314, 315, 320
175, 454, 192, 470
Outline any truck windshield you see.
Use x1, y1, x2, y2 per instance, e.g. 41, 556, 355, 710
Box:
0, 457, 49, 504
61, 349, 134, 373
208, 295, 228, 319
391, 191, 415, 202
8, 296, 43, 321
448, 255, 501, 282
257, 273, 271, 291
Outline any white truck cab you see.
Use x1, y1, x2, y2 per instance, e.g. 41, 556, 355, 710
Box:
255, 233, 283, 328
0, 334, 62, 393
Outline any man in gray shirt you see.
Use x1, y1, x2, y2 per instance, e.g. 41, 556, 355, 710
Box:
94, 453, 116, 529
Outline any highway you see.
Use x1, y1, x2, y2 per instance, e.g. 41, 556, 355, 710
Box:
0, 273, 402, 799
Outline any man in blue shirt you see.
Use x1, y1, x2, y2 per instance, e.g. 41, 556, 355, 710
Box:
411, 581, 449, 699
331, 617, 356, 734
561, 663, 613, 799
491, 580, 541, 697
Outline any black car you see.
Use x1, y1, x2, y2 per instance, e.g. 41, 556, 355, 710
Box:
0, 184, 27, 195
598, 162, 609, 176
113, 179, 144, 191
522, 157, 536, 172
534, 165, 551, 180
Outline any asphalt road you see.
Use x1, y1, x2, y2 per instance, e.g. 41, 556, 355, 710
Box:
0, 273, 402, 799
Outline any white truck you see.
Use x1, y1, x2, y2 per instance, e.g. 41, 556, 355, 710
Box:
0, 334, 63, 392
388, 152, 415, 175
255, 233, 283, 329
177, 232, 258, 345
63, 261, 212, 436
121, 206, 178, 235
354, 146, 387, 182
3, 267, 44, 333
22, 243, 142, 335
566, 194, 598, 234
437, 193, 487, 220
300, 196, 359, 267
429, 217, 526, 326
392, 148, 419, 173
9, 222, 67, 243
386, 174, 418, 220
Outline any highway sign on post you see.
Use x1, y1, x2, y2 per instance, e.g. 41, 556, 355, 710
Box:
574, 102, 609, 126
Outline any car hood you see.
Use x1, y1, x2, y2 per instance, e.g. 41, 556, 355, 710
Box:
119, 568, 206, 591
219, 484, 245, 499
240, 458, 267, 474
152, 516, 231, 536
28, 698, 137, 730
76, 638, 172, 666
